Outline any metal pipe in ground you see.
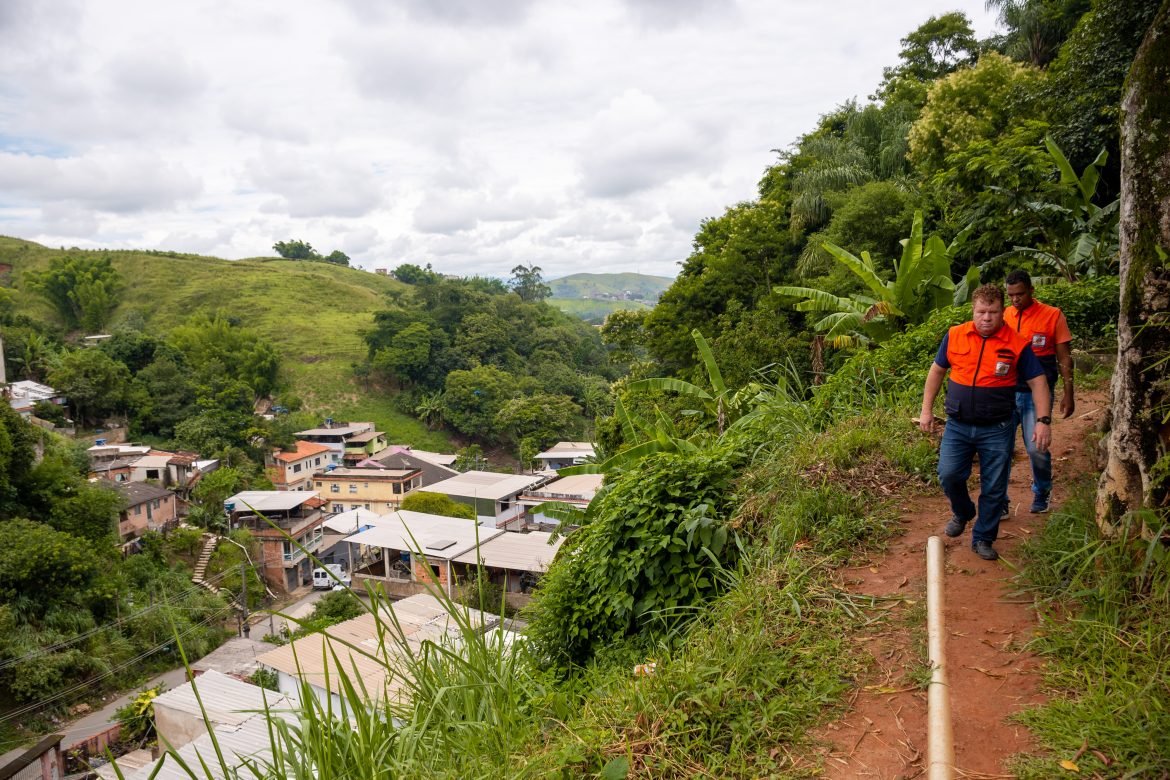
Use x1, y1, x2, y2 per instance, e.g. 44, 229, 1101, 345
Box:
927, 535, 954, 779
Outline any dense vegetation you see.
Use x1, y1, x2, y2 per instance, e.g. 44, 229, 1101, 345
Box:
359, 264, 620, 464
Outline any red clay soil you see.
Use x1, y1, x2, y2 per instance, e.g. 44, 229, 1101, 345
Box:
816, 391, 1106, 779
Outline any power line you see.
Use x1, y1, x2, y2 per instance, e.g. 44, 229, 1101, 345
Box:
0, 605, 236, 726
0, 559, 264, 672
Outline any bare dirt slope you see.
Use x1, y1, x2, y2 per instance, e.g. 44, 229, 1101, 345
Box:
817, 391, 1106, 779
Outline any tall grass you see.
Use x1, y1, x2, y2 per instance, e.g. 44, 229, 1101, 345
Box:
1013, 487, 1170, 777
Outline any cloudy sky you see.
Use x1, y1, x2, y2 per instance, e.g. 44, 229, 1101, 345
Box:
0, 0, 999, 279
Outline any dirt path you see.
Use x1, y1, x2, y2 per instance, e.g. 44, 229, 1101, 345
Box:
817, 391, 1106, 779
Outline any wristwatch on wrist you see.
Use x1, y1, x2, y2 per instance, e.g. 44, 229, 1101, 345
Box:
1036, 415, 1052, 425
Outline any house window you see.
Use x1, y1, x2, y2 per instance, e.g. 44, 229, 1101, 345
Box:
393, 482, 402, 494
146, 469, 160, 480
333, 504, 344, 513
330, 484, 340, 493
315, 458, 321, 466
292, 463, 301, 473
364, 504, 370, 510
348, 484, 357, 494
351, 504, 360, 511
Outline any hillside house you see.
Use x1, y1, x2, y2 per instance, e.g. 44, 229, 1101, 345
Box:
346, 510, 504, 598
7, 380, 66, 418
533, 441, 596, 471
514, 473, 604, 529
125, 671, 292, 780
113, 481, 178, 540
416, 470, 549, 527
339, 429, 387, 465
266, 441, 331, 491
357, 447, 458, 488
450, 530, 564, 608
256, 594, 498, 713
312, 467, 423, 514
225, 491, 327, 592
293, 421, 379, 466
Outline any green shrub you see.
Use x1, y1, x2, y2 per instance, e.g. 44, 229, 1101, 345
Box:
1033, 276, 1119, 350
813, 305, 970, 422
525, 448, 742, 670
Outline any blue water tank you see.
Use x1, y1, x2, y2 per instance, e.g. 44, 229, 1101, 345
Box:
224, 501, 236, 512
94, 438, 106, 446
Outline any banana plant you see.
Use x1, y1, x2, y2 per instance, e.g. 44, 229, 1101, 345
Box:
776, 211, 964, 348
989, 137, 1119, 281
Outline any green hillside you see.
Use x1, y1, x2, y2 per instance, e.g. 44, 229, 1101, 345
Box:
0, 236, 450, 448
547, 272, 673, 301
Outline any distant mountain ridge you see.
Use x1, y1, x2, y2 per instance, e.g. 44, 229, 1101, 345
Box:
548, 272, 673, 302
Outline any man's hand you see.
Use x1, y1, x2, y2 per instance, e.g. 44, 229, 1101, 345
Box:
1033, 422, 1052, 453
919, 413, 935, 434
1060, 391, 1076, 418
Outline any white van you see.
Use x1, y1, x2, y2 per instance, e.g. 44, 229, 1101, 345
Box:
312, 564, 351, 590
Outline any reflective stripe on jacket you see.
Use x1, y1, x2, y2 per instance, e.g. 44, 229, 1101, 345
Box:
943, 322, 1032, 424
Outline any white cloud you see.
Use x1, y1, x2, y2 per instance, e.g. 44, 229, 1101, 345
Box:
0, 0, 1002, 279
247, 148, 386, 218
0, 150, 201, 213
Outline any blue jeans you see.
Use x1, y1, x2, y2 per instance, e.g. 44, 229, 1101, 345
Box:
1014, 391, 1053, 498
938, 418, 1015, 545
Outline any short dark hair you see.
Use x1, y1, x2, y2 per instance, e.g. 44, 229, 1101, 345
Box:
972, 283, 1004, 308
1005, 269, 1033, 288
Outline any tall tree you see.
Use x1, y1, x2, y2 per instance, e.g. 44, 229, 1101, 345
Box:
26, 255, 123, 331
509, 264, 551, 302
1096, 0, 1170, 534
46, 348, 131, 427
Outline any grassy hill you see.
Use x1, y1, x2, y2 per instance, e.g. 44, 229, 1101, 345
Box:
0, 236, 451, 449
547, 297, 652, 323
547, 272, 673, 301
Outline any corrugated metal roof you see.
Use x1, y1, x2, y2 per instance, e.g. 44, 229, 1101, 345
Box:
523, 473, 603, 499
255, 594, 497, 705
152, 669, 290, 727
451, 531, 564, 572
322, 507, 383, 534
342, 511, 504, 559
127, 706, 295, 780
420, 470, 546, 501
227, 491, 321, 512
534, 441, 596, 459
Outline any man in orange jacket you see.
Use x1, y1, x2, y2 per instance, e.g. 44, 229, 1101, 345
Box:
1004, 270, 1075, 514
919, 284, 1052, 560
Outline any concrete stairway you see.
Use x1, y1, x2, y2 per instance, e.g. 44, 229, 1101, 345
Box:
192, 533, 220, 594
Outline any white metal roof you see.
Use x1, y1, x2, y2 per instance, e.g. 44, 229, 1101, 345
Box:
523, 473, 603, 500
451, 531, 564, 572
127, 706, 295, 780
151, 669, 290, 728
403, 449, 457, 466
227, 491, 321, 512
342, 510, 504, 559
255, 594, 497, 706
322, 507, 384, 534
534, 441, 596, 459
420, 470, 546, 501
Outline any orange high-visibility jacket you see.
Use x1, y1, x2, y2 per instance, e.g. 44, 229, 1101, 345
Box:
1004, 299, 1072, 387
937, 322, 1042, 423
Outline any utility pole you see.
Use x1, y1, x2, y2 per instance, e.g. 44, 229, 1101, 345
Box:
240, 563, 250, 637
